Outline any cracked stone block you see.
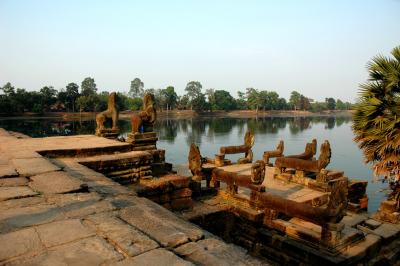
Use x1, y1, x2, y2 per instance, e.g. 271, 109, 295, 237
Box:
175, 238, 266, 266
0, 204, 65, 233
0, 186, 38, 201
113, 248, 193, 266
11, 158, 60, 177
0, 177, 28, 187
85, 212, 159, 257
119, 197, 204, 248
0, 227, 44, 262
35, 219, 95, 248
29, 171, 85, 194
10, 236, 123, 266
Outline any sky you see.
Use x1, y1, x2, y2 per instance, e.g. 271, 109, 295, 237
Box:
0, 0, 399, 102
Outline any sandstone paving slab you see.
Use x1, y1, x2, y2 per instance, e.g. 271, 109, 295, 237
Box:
0, 196, 45, 211
0, 177, 28, 187
175, 238, 267, 266
11, 158, 60, 177
45, 192, 117, 218
29, 171, 84, 194
119, 197, 204, 248
0, 165, 18, 178
35, 219, 96, 248
45, 192, 102, 206
9, 150, 42, 159
112, 248, 193, 266
340, 234, 382, 262
59, 197, 117, 219
0, 186, 38, 201
0, 204, 65, 233
372, 223, 400, 242
341, 212, 368, 227
8, 236, 124, 266
85, 212, 159, 257
87, 180, 137, 196
0, 227, 44, 262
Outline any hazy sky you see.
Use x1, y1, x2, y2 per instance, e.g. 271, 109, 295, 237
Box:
1, 0, 399, 102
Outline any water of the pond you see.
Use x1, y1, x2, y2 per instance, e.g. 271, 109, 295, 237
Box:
0, 116, 388, 211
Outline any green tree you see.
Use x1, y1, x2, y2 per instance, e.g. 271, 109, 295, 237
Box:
212, 90, 236, 111
246, 88, 261, 111
325, 97, 336, 110
353, 46, 400, 184
236, 91, 247, 110
299, 95, 311, 111
177, 95, 190, 110
65, 82, 79, 112
129, 78, 144, 98
39, 86, 57, 111
1, 82, 15, 96
163, 86, 178, 110
205, 88, 215, 110
81, 77, 97, 96
289, 91, 301, 110
76, 95, 97, 112
185, 81, 203, 110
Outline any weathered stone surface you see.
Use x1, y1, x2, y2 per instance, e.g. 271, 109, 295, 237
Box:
342, 234, 381, 262
0, 227, 44, 262
364, 219, 382, 229
171, 197, 193, 211
85, 212, 159, 257
341, 212, 368, 227
0, 196, 45, 211
0, 177, 28, 187
29, 171, 84, 194
60, 198, 116, 218
137, 175, 190, 196
35, 219, 95, 248
12, 236, 123, 266
113, 248, 193, 266
45, 192, 108, 218
171, 188, 193, 199
87, 181, 136, 196
373, 223, 400, 242
0, 186, 38, 201
11, 158, 60, 177
9, 150, 42, 159
175, 238, 266, 266
0, 165, 18, 178
0, 204, 65, 233
45, 192, 101, 206
119, 197, 204, 248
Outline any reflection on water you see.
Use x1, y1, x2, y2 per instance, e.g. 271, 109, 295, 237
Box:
0, 116, 387, 211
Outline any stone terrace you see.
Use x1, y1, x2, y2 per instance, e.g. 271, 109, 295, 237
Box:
0, 129, 268, 265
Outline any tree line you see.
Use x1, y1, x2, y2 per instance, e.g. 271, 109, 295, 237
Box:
0, 77, 353, 114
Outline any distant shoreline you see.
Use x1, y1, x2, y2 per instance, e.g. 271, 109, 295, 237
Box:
0, 109, 353, 120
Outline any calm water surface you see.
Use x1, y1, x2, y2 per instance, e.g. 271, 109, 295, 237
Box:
0, 116, 387, 211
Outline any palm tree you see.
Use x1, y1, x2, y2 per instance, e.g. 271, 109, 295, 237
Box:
353, 46, 400, 192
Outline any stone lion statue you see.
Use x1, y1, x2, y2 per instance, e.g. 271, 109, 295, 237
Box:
131, 93, 157, 134
96, 92, 118, 134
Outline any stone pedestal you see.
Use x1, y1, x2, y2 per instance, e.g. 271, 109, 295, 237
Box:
95, 128, 120, 139
126, 132, 158, 151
